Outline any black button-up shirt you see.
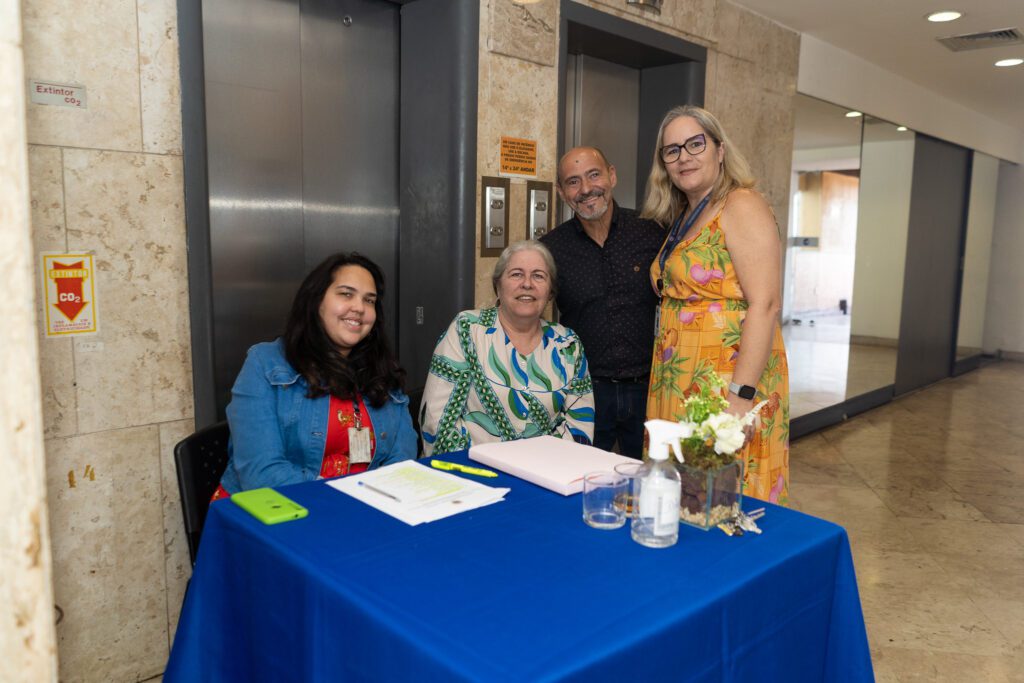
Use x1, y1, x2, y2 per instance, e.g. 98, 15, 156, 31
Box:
541, 203, 665, 379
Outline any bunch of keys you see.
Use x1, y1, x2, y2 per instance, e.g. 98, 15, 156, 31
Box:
717, 507, 765, 536
737, 507, 765, 534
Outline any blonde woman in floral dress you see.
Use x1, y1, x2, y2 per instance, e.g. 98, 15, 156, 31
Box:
640, 105, 789, 505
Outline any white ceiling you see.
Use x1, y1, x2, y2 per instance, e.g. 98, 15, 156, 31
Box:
729, 0, 1024, 132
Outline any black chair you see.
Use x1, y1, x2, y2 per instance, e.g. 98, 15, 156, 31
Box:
174, 421, 231, 567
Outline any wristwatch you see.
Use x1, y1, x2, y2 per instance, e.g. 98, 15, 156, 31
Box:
728, 382, 757, 400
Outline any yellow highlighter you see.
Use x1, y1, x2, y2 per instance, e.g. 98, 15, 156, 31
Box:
430, 460, 499, 478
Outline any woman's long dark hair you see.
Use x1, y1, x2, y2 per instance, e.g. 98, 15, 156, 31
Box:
283, 252, 405, 407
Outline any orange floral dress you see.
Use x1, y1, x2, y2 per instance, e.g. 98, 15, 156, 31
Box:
647, 208, 790, 505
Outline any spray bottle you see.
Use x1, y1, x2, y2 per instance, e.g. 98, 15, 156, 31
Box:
631, 419, 687, 548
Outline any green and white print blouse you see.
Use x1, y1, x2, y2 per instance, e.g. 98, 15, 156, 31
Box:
419, 307, 595, 457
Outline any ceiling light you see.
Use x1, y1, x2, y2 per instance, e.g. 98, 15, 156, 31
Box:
995, 58, 1023, 67
896, 126, 908, 132
926, 11, 962, 23
845, 111, 863, 118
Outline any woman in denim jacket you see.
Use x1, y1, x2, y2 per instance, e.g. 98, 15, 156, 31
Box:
216, 252, 417, 496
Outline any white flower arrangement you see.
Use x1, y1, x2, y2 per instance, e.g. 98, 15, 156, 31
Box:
672, 373, 765, 468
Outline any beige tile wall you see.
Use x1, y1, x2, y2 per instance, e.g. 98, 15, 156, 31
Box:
474, 0, 799, 303
0, 0, 59, 679
22, 0, 192, 680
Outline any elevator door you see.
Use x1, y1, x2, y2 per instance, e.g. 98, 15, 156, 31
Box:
563, 54, 640, 219
204, 0, 399, 414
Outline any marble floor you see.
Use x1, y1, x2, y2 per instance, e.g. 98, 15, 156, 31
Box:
790, 360, 1024, 682
784, 314, 898, 416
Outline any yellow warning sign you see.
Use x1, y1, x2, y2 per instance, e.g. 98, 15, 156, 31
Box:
42, 253, 99, 337
500, 136, 537, 177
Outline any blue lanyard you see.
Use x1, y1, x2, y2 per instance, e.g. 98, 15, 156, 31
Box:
657, 193, 712, 280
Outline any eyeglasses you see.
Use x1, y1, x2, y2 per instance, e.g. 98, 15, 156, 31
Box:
660, 133, 710, 163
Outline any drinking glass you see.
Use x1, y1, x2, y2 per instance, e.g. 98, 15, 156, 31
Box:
582, 471, 627, 529
614, 461, 645, 517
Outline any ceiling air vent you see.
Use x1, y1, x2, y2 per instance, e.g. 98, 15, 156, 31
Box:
937, 27, 1023, 52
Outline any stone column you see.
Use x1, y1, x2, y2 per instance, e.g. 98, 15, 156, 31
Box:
0, 0, 59, 680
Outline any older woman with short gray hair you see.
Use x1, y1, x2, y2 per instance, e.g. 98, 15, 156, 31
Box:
420, 240, 594, 456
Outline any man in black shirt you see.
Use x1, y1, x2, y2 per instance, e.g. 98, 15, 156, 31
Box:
541, 147, 664, 458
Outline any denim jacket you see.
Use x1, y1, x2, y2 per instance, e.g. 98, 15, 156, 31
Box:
220, 339, 418, 493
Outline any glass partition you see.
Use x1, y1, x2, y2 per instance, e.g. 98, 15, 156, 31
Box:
955, 152, 999, 362
784, 95, 863, 417
845, 115, 915, 399
783, 95, 916, 418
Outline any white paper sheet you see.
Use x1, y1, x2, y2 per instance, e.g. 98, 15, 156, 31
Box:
328, 460, 509, 526
469, 435, 636, 495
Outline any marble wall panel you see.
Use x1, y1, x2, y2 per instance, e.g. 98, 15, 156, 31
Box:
46, 425, 167, 683
710, 52, 795, 229
713, 1, 769, 63
28, 145, 65, 249
138, 0, 182, 155
478, 56, 559, 180
488, 0, 557, 67
22, 0, 142, 151
0, 24, 59, 682
158, 418, 194, 643
714, 5, 798, 95
475, 37, 559, 303
29, 145, 78, 439
62, 149, 193, 433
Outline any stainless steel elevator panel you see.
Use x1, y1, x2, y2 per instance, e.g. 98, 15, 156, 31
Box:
301, 0, 399, 337
562, 54, 639, 218
204, 0, 400, 412
205, 0, 304, 407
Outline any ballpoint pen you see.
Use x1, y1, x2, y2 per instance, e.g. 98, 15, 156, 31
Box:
357, 480, 402, 502
430, 460, 498, 478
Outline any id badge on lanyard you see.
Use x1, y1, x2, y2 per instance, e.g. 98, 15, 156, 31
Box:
347, 399, 372, 464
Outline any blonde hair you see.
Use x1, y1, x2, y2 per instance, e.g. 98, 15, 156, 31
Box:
640, 105, 757, 227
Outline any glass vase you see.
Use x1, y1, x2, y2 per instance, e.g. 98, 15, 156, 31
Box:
676, 460, 743, 530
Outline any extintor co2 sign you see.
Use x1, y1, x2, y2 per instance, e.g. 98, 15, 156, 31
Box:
29, 80, 87, 109
42, 253, 99, 337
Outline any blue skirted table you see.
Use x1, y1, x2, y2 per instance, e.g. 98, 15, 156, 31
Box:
166, 452, 873, 682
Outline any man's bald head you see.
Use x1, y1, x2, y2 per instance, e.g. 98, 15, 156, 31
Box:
557, 147, 611, 185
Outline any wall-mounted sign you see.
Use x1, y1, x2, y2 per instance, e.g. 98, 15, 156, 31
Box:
29, 80, 87, 109
42, 253, 99, 337
500, 136, 537, 177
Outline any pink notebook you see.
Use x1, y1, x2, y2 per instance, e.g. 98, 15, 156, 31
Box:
468, 436, 636, 495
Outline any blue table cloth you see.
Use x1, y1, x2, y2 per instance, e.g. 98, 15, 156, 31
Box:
166, 452, 873, 682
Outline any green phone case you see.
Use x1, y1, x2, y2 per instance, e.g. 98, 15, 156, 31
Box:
231, 488, 308, 525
